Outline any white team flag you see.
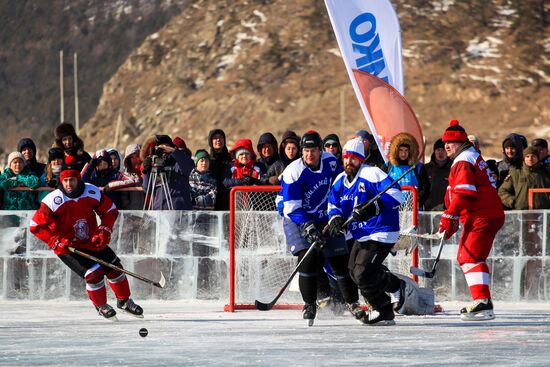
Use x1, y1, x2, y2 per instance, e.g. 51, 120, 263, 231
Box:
325, 0, 423, 161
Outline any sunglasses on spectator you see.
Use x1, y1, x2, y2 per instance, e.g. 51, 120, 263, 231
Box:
325, 143, 338, 148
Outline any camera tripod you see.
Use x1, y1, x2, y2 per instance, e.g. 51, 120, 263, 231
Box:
143, 160, 174, 210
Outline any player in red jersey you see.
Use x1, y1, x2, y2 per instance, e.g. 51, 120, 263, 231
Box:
30, 157, 143, 320
439, 120, 505, 321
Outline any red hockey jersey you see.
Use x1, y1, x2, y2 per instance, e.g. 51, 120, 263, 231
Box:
30, 183, 118, 254
445, 147, 504, 220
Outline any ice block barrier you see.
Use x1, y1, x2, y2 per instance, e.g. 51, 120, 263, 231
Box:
1, 210, 550, 302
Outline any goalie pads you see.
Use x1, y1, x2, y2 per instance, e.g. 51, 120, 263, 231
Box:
394, 274, 435, 315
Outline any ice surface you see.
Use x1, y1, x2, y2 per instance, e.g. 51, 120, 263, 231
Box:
1, 300, 550, 367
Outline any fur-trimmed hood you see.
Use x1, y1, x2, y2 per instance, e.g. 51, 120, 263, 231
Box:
388, 132, 419, 166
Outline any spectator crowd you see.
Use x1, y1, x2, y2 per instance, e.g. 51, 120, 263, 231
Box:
1, 121, 550, 212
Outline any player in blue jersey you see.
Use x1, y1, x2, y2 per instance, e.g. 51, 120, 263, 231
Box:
279, 130, 363, 325
328, 138, 406, 325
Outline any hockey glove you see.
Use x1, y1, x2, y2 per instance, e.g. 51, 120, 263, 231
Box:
48, 236, 72, 255
352, 198, 384, 222
438, 212, 459, 240
300, 221, 326, 248
328, 216, 344, 237
91, 226, 112, 250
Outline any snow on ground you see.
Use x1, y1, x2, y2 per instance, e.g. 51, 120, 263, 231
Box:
1, 301, 550, 366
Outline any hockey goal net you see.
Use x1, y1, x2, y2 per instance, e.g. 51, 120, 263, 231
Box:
224, 185, 418, 312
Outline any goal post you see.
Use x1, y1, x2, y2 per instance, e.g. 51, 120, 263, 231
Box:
528, 188, 550, 210
224, 185, 418, 312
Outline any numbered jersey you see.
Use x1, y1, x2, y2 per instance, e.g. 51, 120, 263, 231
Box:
445, 146, 504, 220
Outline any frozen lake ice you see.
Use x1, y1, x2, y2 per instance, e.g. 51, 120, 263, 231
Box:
1, 300, 550, 366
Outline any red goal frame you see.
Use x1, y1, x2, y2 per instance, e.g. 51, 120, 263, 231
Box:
224, 185, 418, 312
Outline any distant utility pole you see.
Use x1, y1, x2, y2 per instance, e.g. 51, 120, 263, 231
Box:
74, 52, 80, 134
59, 50, 64, 123
340, 87, 345, 137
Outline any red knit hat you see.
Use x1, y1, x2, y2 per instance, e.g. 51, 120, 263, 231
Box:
60, 155, 82, 181
442, 119, 468, 143
173, 137, 187, 150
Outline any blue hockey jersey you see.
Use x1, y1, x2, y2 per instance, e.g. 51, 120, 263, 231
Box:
278, 152, 343, 225
328, 165, 403, 244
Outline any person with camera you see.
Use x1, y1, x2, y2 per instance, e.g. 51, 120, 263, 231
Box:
141, 135, 194, 210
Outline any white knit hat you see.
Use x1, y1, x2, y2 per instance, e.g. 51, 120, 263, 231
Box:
7, 151, 25, 167
342, 138, 365, 162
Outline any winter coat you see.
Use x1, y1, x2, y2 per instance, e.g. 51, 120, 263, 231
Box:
113, 143, 143, 209
52, 124, 92, 172
256, 132, 279, 172
498, 163, 550, 210
38, 168, 60, 202
106, 148, 123, 171
84, 163, 125, 208
189, 169, 217, 209
141, 148, 194, 210
496, 133, 528, 188
224, 139, 267, 188
17, 138, 46, 177
267, 130, 300, 184
365, 148, 386, 170
386, 132, 430, 208
424, 155, 452, 211
0, 167, 41, 210
208, 129, 233, 210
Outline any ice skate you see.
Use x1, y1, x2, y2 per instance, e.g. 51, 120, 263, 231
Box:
302, 303, 317, 327
460, 299, 495, 321
363, 305, 395, 326
389, 279, 406, 313
96, 304, 118, 321
117, 298, 144, 318
347, 302, 367, 324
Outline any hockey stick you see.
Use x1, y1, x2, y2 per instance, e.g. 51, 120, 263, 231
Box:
255, 239, 322, 311
68, 247, 166, 288
399, 231, 443, 240
409, 231, 445, 278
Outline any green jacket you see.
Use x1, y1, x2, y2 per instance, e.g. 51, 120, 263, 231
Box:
0, 168, 41, 210
498, 163, 550, 210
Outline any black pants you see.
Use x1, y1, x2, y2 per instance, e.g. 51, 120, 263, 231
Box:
348, 240, 401, 310
58, 247, 121, 279
297, 248, 358, 305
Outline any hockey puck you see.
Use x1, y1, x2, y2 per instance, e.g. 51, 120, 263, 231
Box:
139, 328, 148, 337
